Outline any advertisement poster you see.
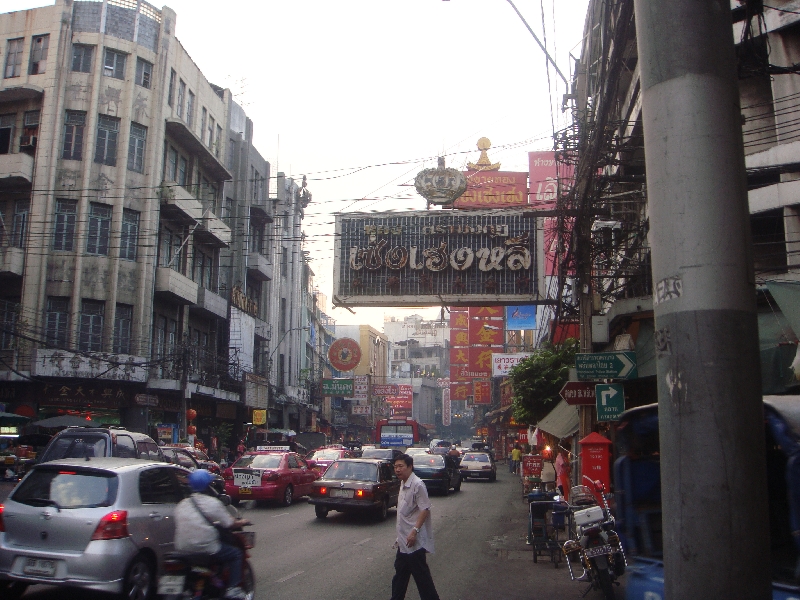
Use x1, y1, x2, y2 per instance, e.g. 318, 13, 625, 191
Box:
386, 384, 412, 417
506, 305, 537, 330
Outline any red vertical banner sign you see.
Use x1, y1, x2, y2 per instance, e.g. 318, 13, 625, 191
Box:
473, 380, 491, 404
469, 319, 505, 346
468, 346, 502, 377
469, 306, 504, 319
450, 311, 469, 330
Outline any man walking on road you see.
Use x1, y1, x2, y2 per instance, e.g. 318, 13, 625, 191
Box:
391, 453, 441, 600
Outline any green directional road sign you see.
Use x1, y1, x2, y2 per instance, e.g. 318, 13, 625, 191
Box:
575, 351, 637, 380
322, 378, 354, 397
595, 383, 625, 421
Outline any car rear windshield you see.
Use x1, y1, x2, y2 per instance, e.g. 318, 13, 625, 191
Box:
12, 468, 118, 508
324, 461, 377, 482
415, 455, 445, 467
308, 450, 341, 461
39, 434, 107, 462
235, 454, 282, 469
361, 449, 392, 459
463, 453, 490, 462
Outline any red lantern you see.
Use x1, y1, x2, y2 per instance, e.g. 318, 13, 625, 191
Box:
186, 409, 197, 422
187, 425, 197, 435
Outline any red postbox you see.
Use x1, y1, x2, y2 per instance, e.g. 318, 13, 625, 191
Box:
579, 432, 613, 503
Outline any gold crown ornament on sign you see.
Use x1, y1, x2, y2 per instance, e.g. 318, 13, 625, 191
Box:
414, 156, 468, 206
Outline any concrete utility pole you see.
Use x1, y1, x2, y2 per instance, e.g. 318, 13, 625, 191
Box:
634, 1, 771, 597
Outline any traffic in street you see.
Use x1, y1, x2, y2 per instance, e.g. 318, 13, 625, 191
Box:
0, 466, 603, 600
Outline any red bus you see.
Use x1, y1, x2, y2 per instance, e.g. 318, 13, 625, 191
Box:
374, 417, 427, 448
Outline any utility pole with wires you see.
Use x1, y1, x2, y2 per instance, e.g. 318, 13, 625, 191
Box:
634, 0, 771, 596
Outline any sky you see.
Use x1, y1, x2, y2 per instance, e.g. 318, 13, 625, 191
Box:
4, 0, 591, 329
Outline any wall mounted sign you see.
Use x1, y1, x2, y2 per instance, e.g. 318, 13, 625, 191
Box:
32, 349, 147, 382
328, 338, 362, 372
333, 210, 544, 307
322, 378, 354, 397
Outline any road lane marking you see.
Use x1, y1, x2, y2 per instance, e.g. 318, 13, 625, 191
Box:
275, 570, 304, 583
271, 512, 289, 518
355, 537, 372, 545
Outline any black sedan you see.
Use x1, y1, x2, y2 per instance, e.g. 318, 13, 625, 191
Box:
412, 454, 462, 495
309, 459, 400, 521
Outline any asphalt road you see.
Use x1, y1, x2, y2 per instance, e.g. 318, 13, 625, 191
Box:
1, 469, 625, 600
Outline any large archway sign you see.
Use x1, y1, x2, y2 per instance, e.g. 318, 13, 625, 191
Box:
328, 338, 362, 372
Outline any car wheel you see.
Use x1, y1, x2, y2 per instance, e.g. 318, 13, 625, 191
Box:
315, 505, 329, 519
376, 498, 389, 521
121, 554, 154, 600
282, 484, 294, 506
0, 581, 28, 600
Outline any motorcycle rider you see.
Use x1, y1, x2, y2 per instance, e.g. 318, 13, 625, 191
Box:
174, 469, 250, 599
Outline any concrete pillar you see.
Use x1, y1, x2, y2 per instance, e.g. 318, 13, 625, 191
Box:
634, 0, 771, 596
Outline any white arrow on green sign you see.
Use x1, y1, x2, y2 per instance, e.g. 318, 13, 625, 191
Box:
575, 351, 637, 380
595, 383, 625, 421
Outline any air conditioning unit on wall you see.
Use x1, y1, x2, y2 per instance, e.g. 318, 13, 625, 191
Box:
19, 135, 37, 149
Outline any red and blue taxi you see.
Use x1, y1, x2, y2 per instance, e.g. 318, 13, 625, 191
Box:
223, 446, 320, 506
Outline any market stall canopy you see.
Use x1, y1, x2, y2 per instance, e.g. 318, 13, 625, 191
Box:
33, 415, 101, 428
0, 411, 30, 426
535, 400, 579, 439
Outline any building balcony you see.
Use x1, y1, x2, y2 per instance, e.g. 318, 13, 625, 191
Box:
155, 267, 198, 305
0, 246, 24, 276
193, 287, 228, 319
164, 118, 232, 182
254, 316, 271, 341
0, 152, 34, 190
160, 182, 203, 224
247, 252, 272, 282
195, 204, 231, 248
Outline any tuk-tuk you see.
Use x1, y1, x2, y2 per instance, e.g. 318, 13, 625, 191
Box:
615, 396, 800, 597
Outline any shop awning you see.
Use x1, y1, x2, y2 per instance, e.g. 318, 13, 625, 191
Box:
535, 400, 579, 439
485, 405, 512, 424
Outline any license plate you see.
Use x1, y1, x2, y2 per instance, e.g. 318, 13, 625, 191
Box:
157, 575, 185, 595
585, 545, 613, 558
330, 488, 354, 498
23, 557, 56, 576
4, 457, 14, 465
234, 472, 260, 487
239, 487, 252, 494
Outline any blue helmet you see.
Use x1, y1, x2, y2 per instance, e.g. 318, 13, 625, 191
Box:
188, 469, 214, 492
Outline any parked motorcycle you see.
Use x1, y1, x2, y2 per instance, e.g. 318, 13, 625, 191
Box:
158, 495, 256, 600
560, 477, 626, 600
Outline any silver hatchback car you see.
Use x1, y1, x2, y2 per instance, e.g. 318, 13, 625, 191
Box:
0, 457, 191, 600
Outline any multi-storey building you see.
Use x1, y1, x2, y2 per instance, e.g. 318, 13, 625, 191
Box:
384, 314, 449, 379
0, 0, 315, 449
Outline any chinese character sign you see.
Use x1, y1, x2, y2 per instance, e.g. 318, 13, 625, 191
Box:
441, 387, 451, 427
473, 380, 491, 404
469, 319, 504, 346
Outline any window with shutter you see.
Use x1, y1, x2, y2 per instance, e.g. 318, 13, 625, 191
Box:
46, 297, 69, 348
120, 210, 139, 261
72, 45, 93, 73
62, 111, 86, 160
127, 122, 147, 172
94, 114, 119, 166
79, 300, 104, 352
29, 35, 49, 75
53, 199, 77, 251
4, 39, 23, 78
86, 203, 111, 255
114, 304, 133, 354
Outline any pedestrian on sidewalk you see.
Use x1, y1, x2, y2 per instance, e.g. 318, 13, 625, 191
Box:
390, 453, 440, 600
555, 443, 572, 501
510, 444, 522, 475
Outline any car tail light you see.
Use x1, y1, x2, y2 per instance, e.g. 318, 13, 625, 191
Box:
91, 511, 129, 540
162, 559, 187, 574
356, 489, 373, 499
223, 468, 233, 480
318, 487, 327, 495
0, 504, 4, 532
482, 465, 492, 470
262, 471, 279, 482
430, 472, 444, 478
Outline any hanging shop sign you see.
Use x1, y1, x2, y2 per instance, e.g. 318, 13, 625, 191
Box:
372, 384, 399, 396
333, 210, 544, 307
352, 405, 371, 415
441, 387, 452, 427
386, 384, 412, 418
450, 382, 472, 401
473, 380, 492, 405
454, 171, 529, 209
491, 353, 533, 377
469, 306, 504, 319
328, 338, 362, 372
469, 346, 502, 378
252, 410, 267, 426
353, 375, 369, 405
469, 319, 504, 346
528, 151, 559, 211
322, 379, 355, 397
32, 349, 147, 382
450, 347, 469, 367
450, 311, 469, 329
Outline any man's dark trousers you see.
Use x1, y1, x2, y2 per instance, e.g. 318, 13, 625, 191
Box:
391, 548, 440, 600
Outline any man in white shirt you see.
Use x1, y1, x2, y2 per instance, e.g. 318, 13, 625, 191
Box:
391, 453, 441, 600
